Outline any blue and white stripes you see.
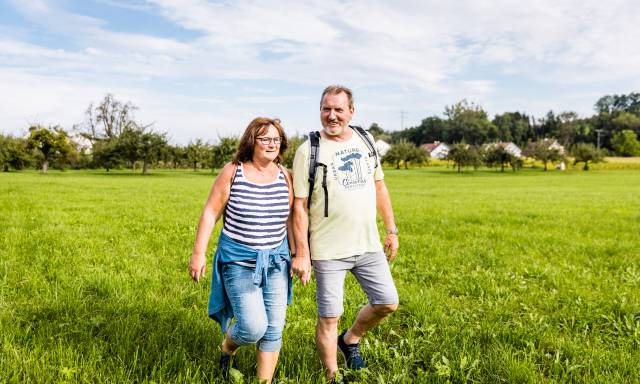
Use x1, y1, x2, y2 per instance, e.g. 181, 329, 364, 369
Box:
222, 164, 289, 250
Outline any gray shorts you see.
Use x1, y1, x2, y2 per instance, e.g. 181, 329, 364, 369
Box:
313, 251, 399, 317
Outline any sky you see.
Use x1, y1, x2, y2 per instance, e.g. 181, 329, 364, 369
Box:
1, 0, 639, 145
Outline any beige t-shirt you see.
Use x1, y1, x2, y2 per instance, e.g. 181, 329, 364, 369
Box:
292, 131, 384, 260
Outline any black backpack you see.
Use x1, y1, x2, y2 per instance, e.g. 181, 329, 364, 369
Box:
307, 125, 378, 217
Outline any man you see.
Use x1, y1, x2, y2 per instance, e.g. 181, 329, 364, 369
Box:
291, 85, 399, 382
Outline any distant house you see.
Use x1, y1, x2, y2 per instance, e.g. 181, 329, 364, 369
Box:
486, 142, 522, 158
421, 141, 449, 159
524, 139, 565, 155
70, 134, 93, 155
375, 139, 391, 156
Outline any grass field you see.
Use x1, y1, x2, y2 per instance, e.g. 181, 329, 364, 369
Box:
1, 168, 639, 383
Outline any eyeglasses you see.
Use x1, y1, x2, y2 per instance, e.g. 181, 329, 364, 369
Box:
257, 137, 282, 145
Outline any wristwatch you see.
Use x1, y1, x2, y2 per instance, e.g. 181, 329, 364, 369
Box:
386, 227, 399, 235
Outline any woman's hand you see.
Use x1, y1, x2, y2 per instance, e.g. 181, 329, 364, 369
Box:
189, 253, 206, 282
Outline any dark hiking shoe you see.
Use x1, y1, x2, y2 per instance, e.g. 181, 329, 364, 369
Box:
219, 351, 235, 380
329, 377, 345, 384
338, 331, 367, 370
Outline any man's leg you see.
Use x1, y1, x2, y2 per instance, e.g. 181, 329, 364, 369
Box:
316, 316, 340, 379
345, 251, 399, 344
343, 303, 398, 344
313, 257, 351, 379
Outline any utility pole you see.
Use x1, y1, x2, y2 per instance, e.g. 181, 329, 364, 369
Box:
400, 110, 408, 130
595, 129, 604, 149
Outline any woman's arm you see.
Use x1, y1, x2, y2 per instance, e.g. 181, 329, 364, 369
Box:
188, 162, 236, 282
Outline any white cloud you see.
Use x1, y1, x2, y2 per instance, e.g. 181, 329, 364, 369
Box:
1, 0, 639, 141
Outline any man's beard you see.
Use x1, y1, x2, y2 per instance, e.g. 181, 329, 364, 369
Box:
324, 122, 345, 136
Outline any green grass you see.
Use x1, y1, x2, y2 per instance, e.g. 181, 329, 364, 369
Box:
1, 168, 639, 383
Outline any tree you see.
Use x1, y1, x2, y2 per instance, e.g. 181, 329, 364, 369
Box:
117, 127, 143, 171
524, 141, 565, 171
92, 139, 121, 172
611, 112, 640, 133
393, 116, 446, 146
367, 123, 387, 140
571, 143, 603, 170
79, 94, 153, 172
446, 143, 482, 173
382, 140, 427, 169
164, 145, 187, 169
139, 130, 168, 175
611, 130, 640, 157
445, 100, 496, 145
492, 112, 532, 146
80, 94, 138, 143
211, 137, 239, 169
282, 136, 304, 169
483, 145, 520, 172
0, 134, 32, 171
26, 125, 73, 173
185, 139, 210, 171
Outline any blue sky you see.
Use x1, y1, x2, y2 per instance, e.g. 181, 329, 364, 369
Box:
1, 0, 639, 144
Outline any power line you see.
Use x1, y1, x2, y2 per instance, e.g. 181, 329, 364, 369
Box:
400, 110, 408, 130
595, 129, 604, 149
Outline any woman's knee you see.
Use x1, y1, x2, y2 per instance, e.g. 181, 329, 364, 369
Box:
231, 317, 268, 345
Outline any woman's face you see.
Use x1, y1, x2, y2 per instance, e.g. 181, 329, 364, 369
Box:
253, 124, 281, 163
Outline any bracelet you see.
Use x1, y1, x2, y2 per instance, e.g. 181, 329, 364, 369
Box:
386, 227, 399, 235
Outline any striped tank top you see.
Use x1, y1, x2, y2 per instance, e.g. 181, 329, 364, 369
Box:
222, 163, 290, 251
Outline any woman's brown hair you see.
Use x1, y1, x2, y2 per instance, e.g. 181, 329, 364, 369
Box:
232, 117, 288, 164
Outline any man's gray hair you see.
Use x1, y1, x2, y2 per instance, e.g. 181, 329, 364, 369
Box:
320, 85, 354, 110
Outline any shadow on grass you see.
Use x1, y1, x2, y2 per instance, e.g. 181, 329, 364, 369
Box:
16, 302, 222, 382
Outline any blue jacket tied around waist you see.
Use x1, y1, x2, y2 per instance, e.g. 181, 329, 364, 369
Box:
208, 231, 292, 333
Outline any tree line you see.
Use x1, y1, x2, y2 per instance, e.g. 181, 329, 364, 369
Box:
1, 95, 244, 174
2, 92, 639, 173
382, 94, 640, 156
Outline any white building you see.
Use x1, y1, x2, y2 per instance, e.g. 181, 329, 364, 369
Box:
375, 139, 391, 156
486, 142, 522, 157
421, 142, 449, 159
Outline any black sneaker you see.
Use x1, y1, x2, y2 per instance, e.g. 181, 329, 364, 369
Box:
337, 331, 366, 370
219, 351, 234, 380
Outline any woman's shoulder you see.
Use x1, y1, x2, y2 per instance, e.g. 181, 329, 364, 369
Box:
216, 162, 240, 183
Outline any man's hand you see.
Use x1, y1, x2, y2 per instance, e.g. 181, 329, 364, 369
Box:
291, 253, 312, 286
384, 234, 399, 262
188, 253, 206, 282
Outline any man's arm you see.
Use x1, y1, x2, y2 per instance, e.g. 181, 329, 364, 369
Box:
375, 179, 399, 262
292, 196, 312, 285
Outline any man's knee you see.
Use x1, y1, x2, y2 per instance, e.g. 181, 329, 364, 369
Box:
372, 303, 398, 317
317, 316, 340, 333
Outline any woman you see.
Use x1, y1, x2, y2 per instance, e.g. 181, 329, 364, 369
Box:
188, 117, 294, 383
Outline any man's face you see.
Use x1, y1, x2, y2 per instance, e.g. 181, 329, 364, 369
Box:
320, 92, 354, 137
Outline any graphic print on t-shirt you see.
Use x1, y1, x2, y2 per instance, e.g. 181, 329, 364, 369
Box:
330, 147, 373, 191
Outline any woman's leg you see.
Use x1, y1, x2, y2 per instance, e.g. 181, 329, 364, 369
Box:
256, 350, 280, 383
222, 264, 269, 347
255, 260, 289, 382
221, 332, 239, 355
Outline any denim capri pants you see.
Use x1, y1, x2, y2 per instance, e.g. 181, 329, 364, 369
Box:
222, 257, 289, 352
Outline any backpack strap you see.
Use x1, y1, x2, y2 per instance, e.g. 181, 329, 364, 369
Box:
307, 131, 329, 217
350, 125, 378, 168
307, 131, 320, 209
